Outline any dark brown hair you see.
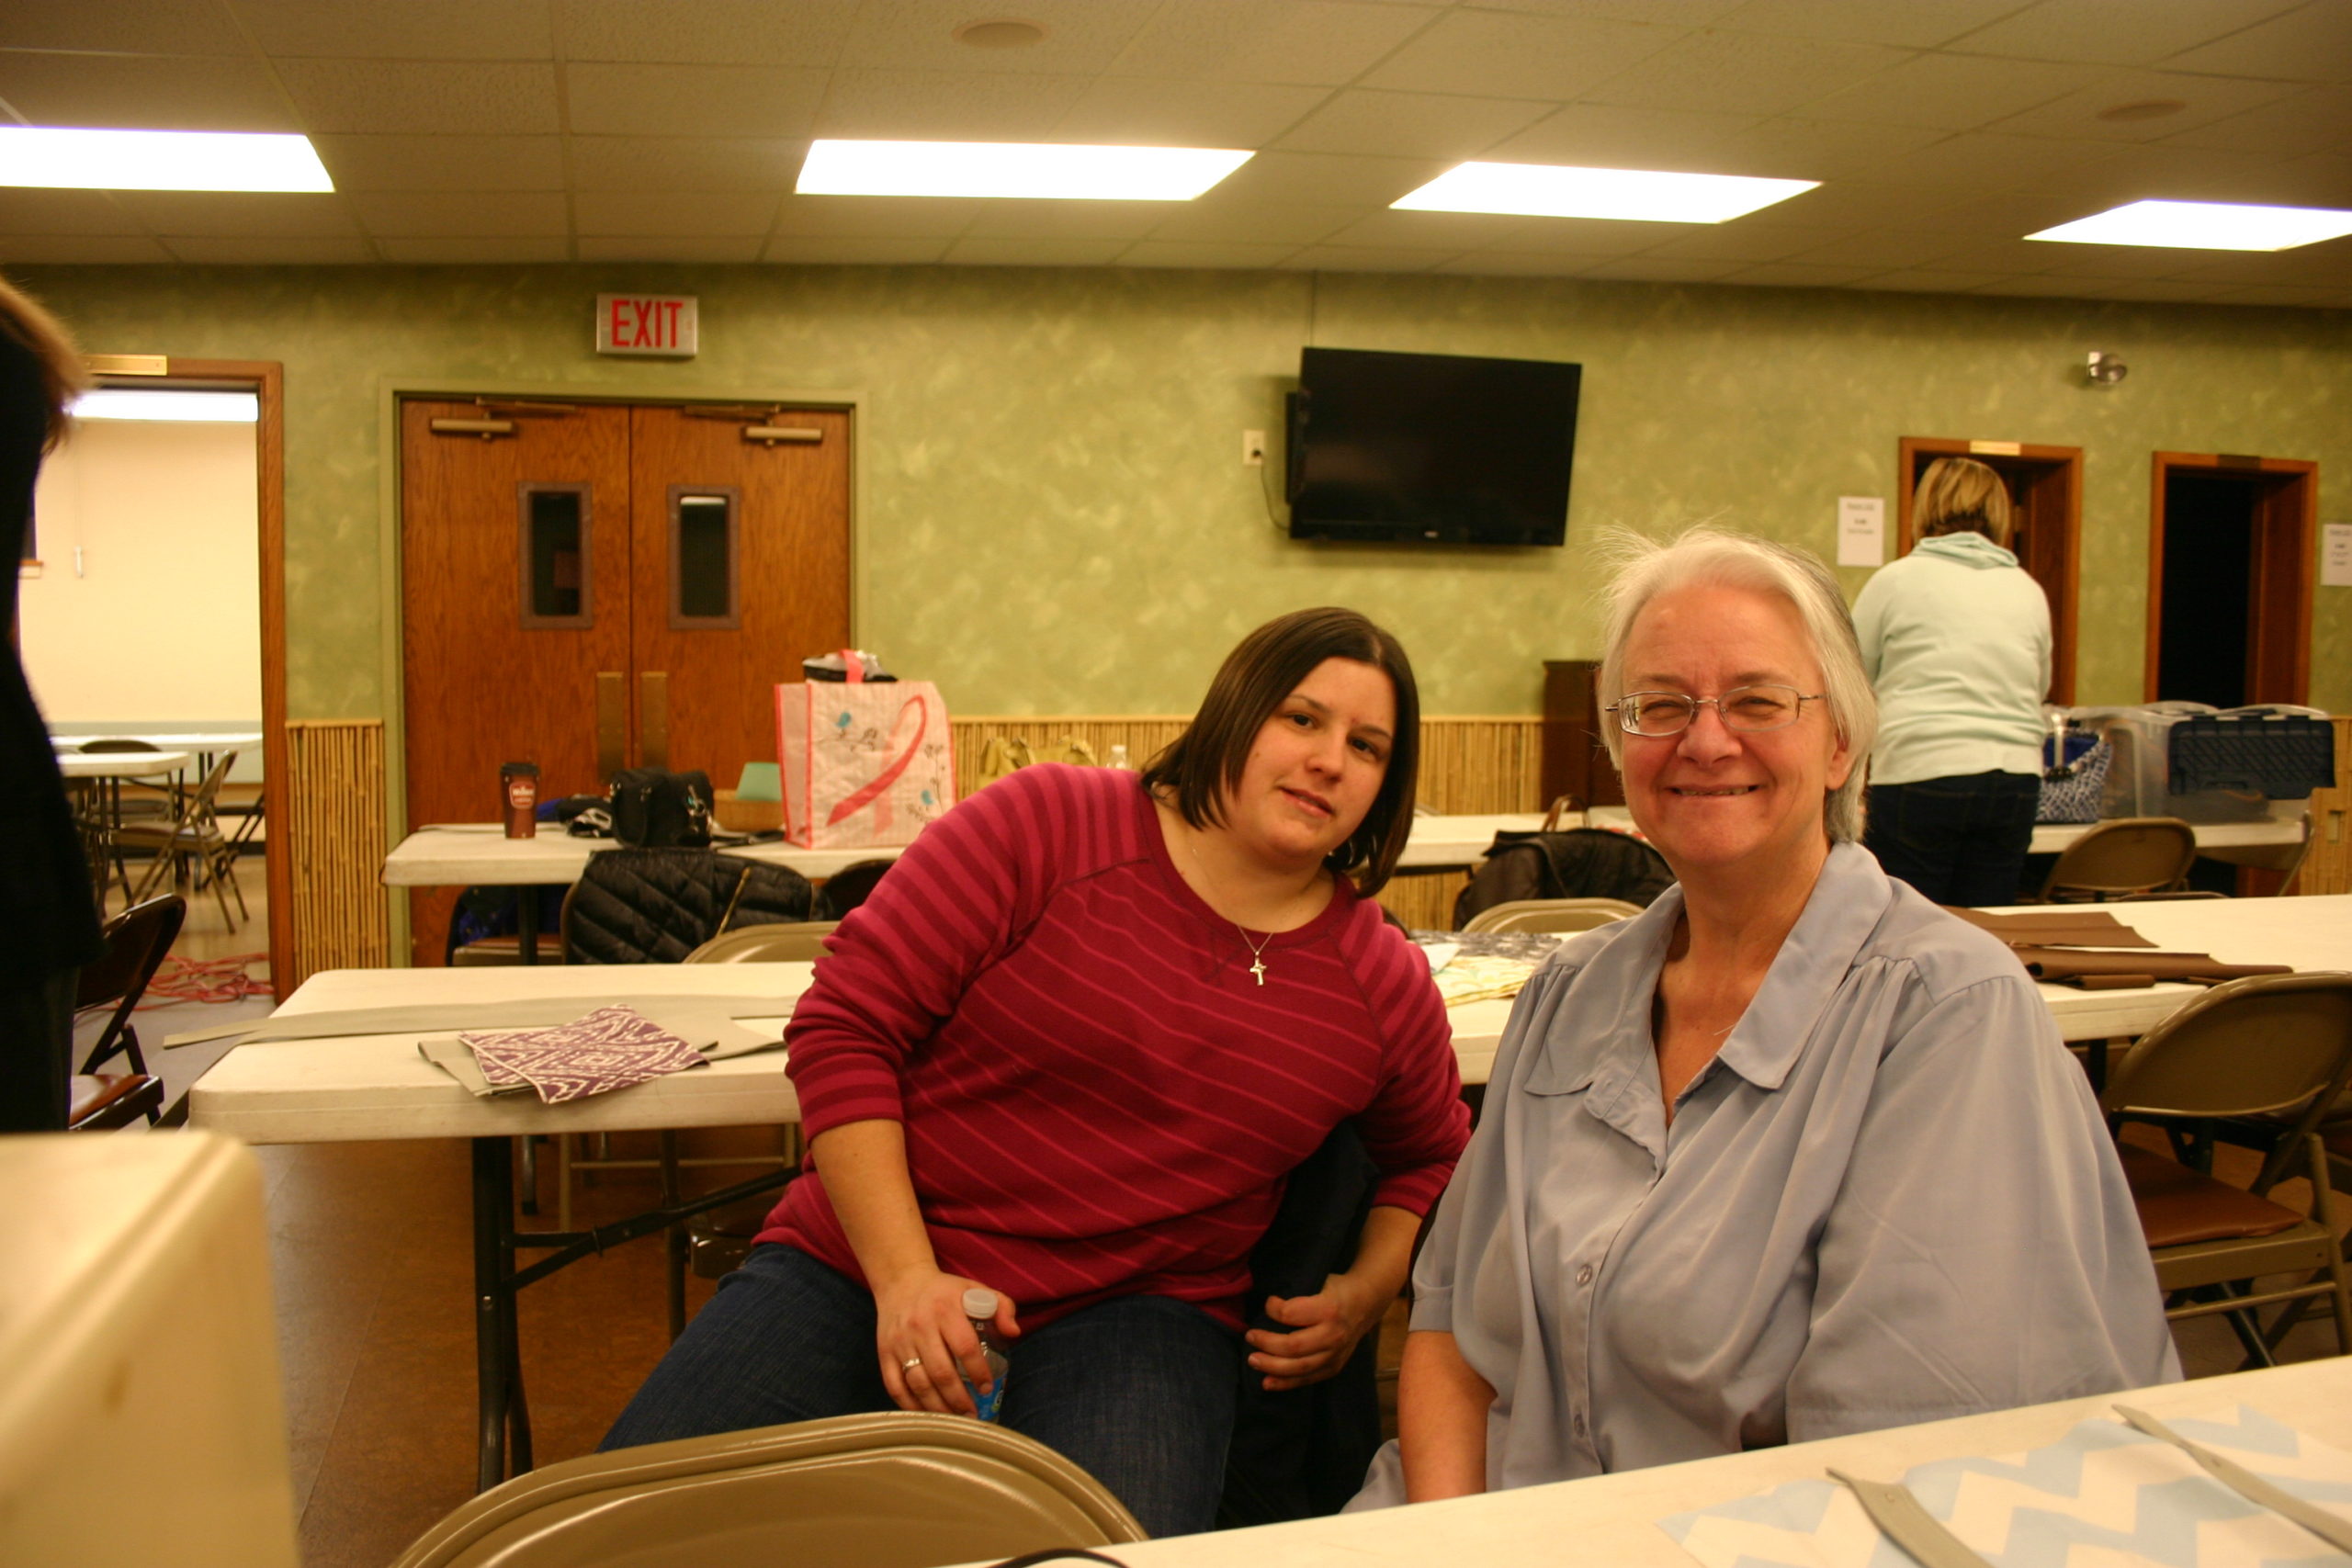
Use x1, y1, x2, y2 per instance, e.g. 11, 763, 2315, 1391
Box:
1141, 606, 1420, 894
0, 275, 87, 453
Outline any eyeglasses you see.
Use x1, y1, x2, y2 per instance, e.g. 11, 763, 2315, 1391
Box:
1608, 685, 1825, 737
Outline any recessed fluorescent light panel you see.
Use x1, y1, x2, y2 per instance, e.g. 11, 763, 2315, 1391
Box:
797, 140, 1250, 200
2027, 199, 2352, 252
73, 390, 259, 423
1394, 163, 1817, 223
0, 128, 334, 193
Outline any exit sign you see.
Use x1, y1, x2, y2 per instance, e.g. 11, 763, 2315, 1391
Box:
595, 293, 698, 358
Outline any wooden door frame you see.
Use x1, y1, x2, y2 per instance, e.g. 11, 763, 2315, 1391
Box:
2144, 452, 2316, 705
1895, 436, 2084, 705
82, 356, 291, 997
378, 378, 866, 962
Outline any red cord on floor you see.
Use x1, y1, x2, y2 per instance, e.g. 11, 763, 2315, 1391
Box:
141, 953, 273, 1006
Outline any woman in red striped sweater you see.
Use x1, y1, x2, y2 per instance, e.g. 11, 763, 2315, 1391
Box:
604, 608, 1471, 1536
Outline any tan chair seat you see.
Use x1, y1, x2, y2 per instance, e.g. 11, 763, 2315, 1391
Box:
69, 1073, 164, 1131
2120, 1145, 2303, 1247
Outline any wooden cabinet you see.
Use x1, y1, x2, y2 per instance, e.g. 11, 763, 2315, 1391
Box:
1540, 660, 1623, 812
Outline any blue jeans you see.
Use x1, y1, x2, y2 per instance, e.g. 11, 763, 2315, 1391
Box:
601, 1246, 1242, 1539
1864, 770, 2041, 907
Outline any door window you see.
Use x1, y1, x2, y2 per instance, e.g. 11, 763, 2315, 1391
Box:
519, 484, 593, 627
669, 485, 740, 628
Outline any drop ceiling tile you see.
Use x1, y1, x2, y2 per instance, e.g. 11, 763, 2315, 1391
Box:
2206, 281, 2352, 305
763, 234, 952, 263
378, 235, 572, 262
1495, 216, 1698, 255
0, 51, 299, 132
941, 236, 1134, 265
558, 0, 858, 66
1363, 9, 1680, 100
1321, 209, 1541, 247
0, 188, 142, 235
1574, 254, 1746, 280
311, 134, 567, 191
0, 234, 174, 263
1053, 79, 1329, 147
1960, 274, 2105, 297
1146, 199, 1361, 245
349, 191, 571, 237
1851, 132, 2119, 186
814, 68, 1091, 140
1585, 31, 1912, 117
1849, 267, 2011, 291
1803, 53, 2104, 130
1714, 259, 1883, 285
1947, 0, 2304, 66
960, 199, 1182, 240
769, 194, 981, 237
1638, 221, 1850, 261
1906, 188, 2112, 236
1115, 239, 1301, 267
1431, 251, 1608, 276
1272, 90, 1554, 159
563, 64, 828, 137
113, 191, 361, 237
1276, 243, 1450, 271
1702, 114, 1951, 178
1712, 0, 2024, 48
1928, 236, 2071, 271
837, 0, 1160, 75
238, 0, 552, 58
1107, 1, 1440, 87
2165, 88, 2352, 155
0, 0, 245, 54
164, 234, 377, 262
2026, 243, 2211, 277
2064, 139, 2351, 203
2161, 242, 2352, 283
276, 60, 560, 134
1781, 229, 1976, 267
1758, 180, 1990, 227
1990, 71, 2299, 142
567, 136, 803, 192
2061, 277, 2220, 300
2161, 5, 2352, 84
575, 233, 763, 260
1485, 103, 1767, 168
1478, 0, 1744, 24
1204, 149, 1449, 208
574, 190, 779, 235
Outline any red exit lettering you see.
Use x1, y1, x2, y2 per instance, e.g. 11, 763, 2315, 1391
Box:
594, 293, 699, 357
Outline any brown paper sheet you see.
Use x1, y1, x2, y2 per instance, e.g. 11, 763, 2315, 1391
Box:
1942, 908, 2158, 950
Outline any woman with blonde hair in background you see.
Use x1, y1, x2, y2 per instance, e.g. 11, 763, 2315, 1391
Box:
0, 276, 103, 1132
1854, 457, 2052, 907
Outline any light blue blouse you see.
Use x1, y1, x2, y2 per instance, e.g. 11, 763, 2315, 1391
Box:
1351, 842, 2177, 1506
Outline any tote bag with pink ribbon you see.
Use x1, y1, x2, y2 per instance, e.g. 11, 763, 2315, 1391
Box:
775, 655, 957, 849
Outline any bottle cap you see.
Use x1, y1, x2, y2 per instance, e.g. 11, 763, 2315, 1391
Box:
961, 1287, 998, 1319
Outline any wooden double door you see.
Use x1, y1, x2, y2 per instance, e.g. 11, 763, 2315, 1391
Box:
400, 399, 850, 963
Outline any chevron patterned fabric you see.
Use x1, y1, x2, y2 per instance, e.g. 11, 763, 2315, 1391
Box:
1660, 1406, 2352, 1568
460, 1005, 706, 1105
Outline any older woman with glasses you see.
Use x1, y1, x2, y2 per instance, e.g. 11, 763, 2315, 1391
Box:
1351, 527, 2172, 1509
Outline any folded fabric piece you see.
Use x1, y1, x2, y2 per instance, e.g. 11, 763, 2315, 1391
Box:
1658, 1405, 2352, 1568
460, 1004, 707, 1104
417, 1037, 526, 1099
164, 995, 785, 1055
1943, 908, 2158, 950
1430, 953, 1544, 1008
2011, 946, 2293, 988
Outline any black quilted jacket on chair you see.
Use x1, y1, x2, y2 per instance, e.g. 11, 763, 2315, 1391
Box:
563, 848, 815, 964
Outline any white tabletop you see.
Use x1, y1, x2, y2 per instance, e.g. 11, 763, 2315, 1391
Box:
382, 825, 905, 886
54, 750, 192, 780
53, 731, 260, 752
1048, 1359, 2352, 1568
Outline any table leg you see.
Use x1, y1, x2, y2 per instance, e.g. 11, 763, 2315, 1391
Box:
469, 1135, 530, 1492
518, 891, 540, 965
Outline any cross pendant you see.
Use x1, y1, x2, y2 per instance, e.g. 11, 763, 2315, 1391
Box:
1249, 955, 1267, 986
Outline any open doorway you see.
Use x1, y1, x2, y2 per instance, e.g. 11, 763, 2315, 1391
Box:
2145, 453, 2315, 706
1897, 437, 2082, 704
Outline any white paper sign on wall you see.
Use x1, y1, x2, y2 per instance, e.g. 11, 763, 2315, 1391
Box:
1837, 496, 1885, 568
595, 293, 698, 357
2324, 522, 2352, 588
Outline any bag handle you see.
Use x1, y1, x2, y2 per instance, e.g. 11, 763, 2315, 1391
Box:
1542, 794, 1577, 832
840, 648, 864, 685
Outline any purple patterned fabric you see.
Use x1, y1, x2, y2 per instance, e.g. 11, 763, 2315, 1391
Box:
462, 1005, 705, 1103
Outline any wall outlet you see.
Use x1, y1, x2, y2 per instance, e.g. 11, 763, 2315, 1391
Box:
1242, 429, 1266, 467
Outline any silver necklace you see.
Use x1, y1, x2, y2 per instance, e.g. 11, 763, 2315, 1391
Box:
1175, 818, 1281, 986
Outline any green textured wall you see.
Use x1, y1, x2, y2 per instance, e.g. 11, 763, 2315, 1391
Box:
17, 263, 2350, 719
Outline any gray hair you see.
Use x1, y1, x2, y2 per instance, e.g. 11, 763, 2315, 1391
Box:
1594, 525, 1876, 844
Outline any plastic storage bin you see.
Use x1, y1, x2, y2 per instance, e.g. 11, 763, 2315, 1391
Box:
2169, 707, 2335, 800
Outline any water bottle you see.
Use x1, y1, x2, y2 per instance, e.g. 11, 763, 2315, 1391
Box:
961, 1287, 1011, 1421
1107, 743, 1131, 770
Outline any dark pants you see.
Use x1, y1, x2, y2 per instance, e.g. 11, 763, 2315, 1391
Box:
0, 968, 77, 1132
1865, 771, 2041, 907
602, 1245, 1242, 1539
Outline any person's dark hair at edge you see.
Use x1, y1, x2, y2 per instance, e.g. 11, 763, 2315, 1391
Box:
1141, 606, 1420, 895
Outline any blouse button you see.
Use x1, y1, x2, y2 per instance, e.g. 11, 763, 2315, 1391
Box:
1572, 1410, 1587, 1436
1576, 1264, 1594, 1286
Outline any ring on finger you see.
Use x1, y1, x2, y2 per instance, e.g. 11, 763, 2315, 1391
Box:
902, 1356, 924, 1374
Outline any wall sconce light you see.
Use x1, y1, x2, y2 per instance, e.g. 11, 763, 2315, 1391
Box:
2086, 350, 2128, 387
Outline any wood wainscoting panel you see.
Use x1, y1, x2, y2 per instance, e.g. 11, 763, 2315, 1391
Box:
948, 716, 1548, 931
284, 719, 390, 988
2298, 718, 2352, 897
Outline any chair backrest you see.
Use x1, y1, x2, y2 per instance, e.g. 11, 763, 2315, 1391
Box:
388, 1411, 1147, 1568
1462, 897, 1642, 935
2042, 817, 2197, 899
684, 920, 838, 964
74, 895, 187, 1076
77, 738, 161, 752
815, 858, 895, 920
2103, 971, 2352, 1126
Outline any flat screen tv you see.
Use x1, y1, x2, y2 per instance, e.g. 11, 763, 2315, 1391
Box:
1286, 346, 1580, 547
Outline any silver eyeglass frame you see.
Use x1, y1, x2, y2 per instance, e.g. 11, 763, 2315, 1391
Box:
1606, 685, 1826, 737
